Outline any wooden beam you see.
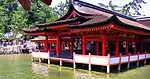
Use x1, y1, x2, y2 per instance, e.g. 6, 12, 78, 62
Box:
47, 24, 68, 30
71, 24, 113, 33
27, 32, 45, 36
113, 26, 150, 36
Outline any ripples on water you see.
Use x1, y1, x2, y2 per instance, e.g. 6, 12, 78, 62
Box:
0, 54, 149, 79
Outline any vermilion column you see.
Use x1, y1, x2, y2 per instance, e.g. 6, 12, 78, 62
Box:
96, 42, 99, 55
115, 40, 119, 56
82, 35, 86, 55
101, 34, 106, 56
126, 41, 129, 55
45, 36, 48, 52
56, 36, 60, 56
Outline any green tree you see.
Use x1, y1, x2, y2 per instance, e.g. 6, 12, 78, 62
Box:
0, 0, 58, 39
98, 0, 146, 16
53, 0, 70, 18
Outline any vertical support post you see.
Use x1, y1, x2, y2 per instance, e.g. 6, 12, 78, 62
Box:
107, 54, 110, 73
39, 57, 41, 63
31, 57, 34, 62
48, 50, 50, 64
45, 36, 48, 52
118, 53, 122, 71
60, 59, 62, 66
82, 35, 86, 55
115, 40, 119, 56
96, 42, 99, 55
101, 34, 106, 56
48, 58, 50, 64
126, 40, 129, 55
56, 36, 60, 56
88, 53, 91, 71
144, 52, 147, 65
73, 52, 76, 69
137, 52, 139, 67
127, 53, 130, 69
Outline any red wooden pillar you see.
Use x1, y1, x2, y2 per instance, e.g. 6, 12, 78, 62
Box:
45, 36, 48, 52
115, 40, 119, 56
56, 36, 60, 56
96, 42, 99, 55
101, 34, 107, 56
82, 35, 86, 55
134, 41, 136, 54
126, 40, 129, 55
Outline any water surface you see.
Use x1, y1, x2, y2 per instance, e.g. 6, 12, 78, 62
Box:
0, 54, 149, 79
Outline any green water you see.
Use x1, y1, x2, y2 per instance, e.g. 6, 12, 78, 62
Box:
0, 54, 149, 79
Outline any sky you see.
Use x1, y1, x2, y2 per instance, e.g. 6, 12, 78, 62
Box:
51, 0, 150, 16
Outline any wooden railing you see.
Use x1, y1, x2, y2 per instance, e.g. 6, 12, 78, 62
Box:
32, 52, 49, 58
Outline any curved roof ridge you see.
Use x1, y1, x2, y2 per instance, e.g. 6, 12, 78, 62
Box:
57, 0, 92, 21
74, 0, 137, 21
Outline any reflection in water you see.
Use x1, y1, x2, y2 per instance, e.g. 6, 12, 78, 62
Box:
0, 54, 149, 79
73, 69, 108, 79
31, 63, 113, 79
32, 63, 108, 79
32, 63, 49, 76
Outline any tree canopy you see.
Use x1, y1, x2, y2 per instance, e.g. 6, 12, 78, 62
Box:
0, 0, 58, 39
98, 0, 146, 16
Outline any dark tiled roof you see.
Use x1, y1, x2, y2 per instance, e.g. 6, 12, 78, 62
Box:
36, 18, 79, 27
23, 0, 150, 33
69, 15, 150, 31
69, 15, 111, 28
75, 0, 137, 21
116, 16, 150, 31
136, 17, 150, 21
138, 20, 150, 27
23, 27, 40, 32
35, 16, 92, 27
57, 3, 92, 21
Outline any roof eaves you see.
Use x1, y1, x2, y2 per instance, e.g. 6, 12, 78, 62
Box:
76, 0, 137, 21
36, 18, 79, 27
113, 16, 150, 32
69, 16, 112, 28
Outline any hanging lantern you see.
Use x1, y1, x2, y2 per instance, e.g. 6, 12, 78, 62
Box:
79, 39, 82, 44
91, 41, 94, 44
106, 41, 108, 48
18, 0, 31, 11
132, 42, 135, 48
41, 0, 52, 5
122, 41, 126, 48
